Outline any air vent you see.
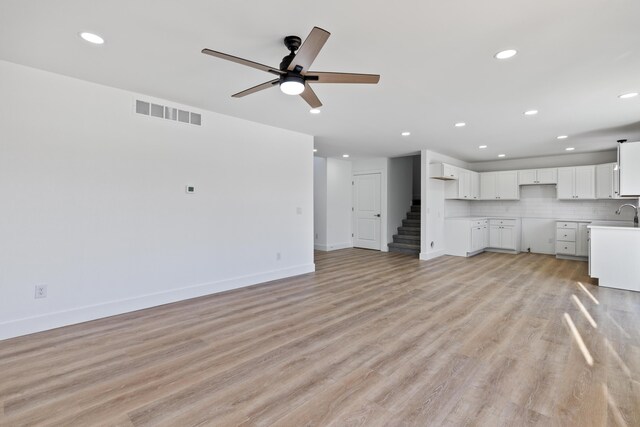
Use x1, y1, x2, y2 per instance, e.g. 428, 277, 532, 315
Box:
135, 99, 202, 126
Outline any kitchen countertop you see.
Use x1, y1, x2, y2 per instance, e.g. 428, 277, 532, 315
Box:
588, 221, 638, 230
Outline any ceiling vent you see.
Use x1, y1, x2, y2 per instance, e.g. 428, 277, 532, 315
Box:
135, 100, 201, 126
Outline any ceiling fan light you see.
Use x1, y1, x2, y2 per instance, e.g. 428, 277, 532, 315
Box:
280, 74, 305, 95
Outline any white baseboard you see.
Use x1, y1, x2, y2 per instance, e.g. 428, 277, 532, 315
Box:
0, 263, 315, 341
420, 249, 446, 261
315, 242, 353, 251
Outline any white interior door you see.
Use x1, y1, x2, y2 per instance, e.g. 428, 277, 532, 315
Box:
353, 173, 381, 250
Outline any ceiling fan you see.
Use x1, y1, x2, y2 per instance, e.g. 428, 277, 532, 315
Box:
201, 27, 380, 109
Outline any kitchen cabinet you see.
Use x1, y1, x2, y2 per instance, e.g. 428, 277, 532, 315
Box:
480, 171, 519, 200
596, 163, 633, 199
518, 168, 557, 185
445, 218, 488, 256
619, 141, 640, 197
557, 166, 595, 199
488, 219, 518, 250
445, 169, 480, 200
555, 221, 588, 258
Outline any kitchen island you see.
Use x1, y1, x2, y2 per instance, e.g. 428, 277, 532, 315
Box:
588, 221, 639, 292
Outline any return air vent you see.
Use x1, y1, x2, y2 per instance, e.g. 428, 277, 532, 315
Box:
135, 100, 201, 126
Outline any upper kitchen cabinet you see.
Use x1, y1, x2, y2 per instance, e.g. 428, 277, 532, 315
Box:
518, 168, 557, 185
480, 171, 519, 200
557, 166, 595, 199
445, 168, 480, 200
619, 141, 640, 197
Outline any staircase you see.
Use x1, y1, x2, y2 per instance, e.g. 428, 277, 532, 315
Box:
388, 200, 421, 256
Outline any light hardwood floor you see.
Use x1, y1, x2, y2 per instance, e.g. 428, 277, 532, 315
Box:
1, 250, 639, 426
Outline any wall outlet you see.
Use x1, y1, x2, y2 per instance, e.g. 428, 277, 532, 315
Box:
276, 252, 281, 261
35, 285, 47, 299
296, 207, 302, 215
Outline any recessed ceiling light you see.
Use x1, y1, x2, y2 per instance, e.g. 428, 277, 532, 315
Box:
498, 154, 506, 158
310, 108, 321, 114
565, 147, 575, 151
557, 135, 568, 140
524, 110, 538, 116
79, 32, 105, 45
342, 154, 349, 158
495, 49, 517, 59
479, 145, 487, 149
455, 122, 466, 127
619, 92, 638, 99
313, 148, 318, 152
401, 131, 411, 136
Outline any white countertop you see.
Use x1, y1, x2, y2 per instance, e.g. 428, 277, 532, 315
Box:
588, 221, 638, 230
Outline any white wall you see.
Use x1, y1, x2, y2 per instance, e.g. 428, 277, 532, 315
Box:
0, 60, 314, 340
421, 150, 469, 260
412, 155, 421, 201
326, 159, 353, 250
352, 158, 389, 251
387, 157, 414, 243
313, 157, 328, 249
469, 151, 617, 172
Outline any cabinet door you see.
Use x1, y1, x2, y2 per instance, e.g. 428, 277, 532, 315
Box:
471, 227, 483, 252
500, 227, 517, 250
497, 171, 519, 200
537, 168, 558, 184
489, 226, 501, 247
459, 170, 471, 199
470, 172, 480, 200
518, 170, 537, 185
482, 226, 489, 248
577, 223, 588, 256
480, 172, 497, 200
557, 168, 575, 199
596, 163, 614, 199
574, 166, 595, 199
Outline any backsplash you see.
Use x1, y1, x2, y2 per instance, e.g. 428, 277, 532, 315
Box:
445, 200, 472, 217
469, 185, 637, 221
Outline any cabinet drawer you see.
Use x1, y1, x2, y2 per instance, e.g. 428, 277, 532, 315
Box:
489, 219, 516, 227
556, 229, 576, 242
472, 219, 487, 227
556, 222, 577, 229
556, 241, 576, 255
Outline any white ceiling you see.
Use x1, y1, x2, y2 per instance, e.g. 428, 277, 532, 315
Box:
1, 0, 639, 161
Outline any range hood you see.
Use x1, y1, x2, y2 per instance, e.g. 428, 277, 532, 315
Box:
430, 163, 458, 180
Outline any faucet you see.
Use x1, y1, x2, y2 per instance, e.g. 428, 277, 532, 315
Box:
616, 204, 639, 227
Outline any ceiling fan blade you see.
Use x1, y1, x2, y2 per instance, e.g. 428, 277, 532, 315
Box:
202, 48, 283, 76
287, 27, 330, 73
231, 79, 280, 98
305, 72, 380, 84
300, 84, 322, 109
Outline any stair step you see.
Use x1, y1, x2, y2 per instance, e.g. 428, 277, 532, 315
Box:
406, 212, 420, 220
410, 205, 421, 213
388, 242, 420, 256
402, 219, 420, 227
412, 199, 421, 205
393, 234, 420, 244
398, 226, 420, 236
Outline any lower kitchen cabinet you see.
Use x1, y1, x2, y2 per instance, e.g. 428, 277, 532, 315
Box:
555, 221, 589, 259
488, 219, 519, 250
445, 217, 520, 257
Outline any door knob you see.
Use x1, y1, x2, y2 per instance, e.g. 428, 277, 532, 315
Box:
374, 214, 381, 217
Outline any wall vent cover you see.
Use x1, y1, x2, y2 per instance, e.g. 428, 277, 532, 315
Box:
135, 100, 201, 126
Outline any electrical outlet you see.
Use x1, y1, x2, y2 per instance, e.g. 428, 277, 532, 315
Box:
296, 207, 302, 215
35, 285, 47, 299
